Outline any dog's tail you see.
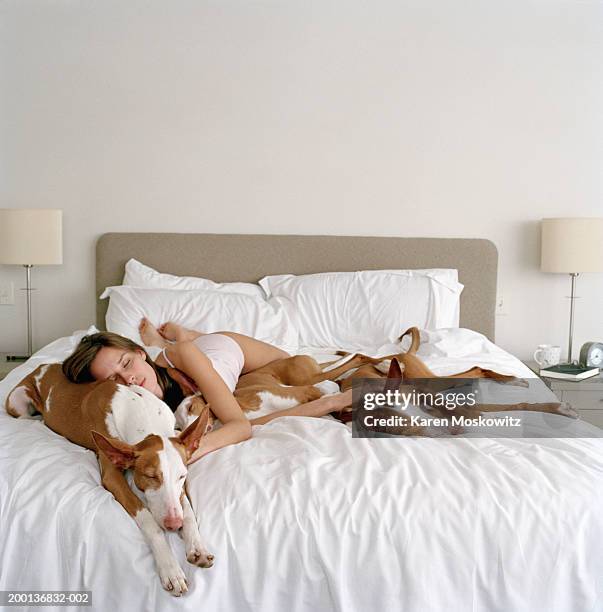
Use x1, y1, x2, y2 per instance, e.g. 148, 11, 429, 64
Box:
339, 327, 421, 358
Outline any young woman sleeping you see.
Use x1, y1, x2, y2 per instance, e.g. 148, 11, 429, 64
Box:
62, 319, 353, 464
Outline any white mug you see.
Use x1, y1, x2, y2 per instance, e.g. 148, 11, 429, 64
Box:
533, 344, 561, 368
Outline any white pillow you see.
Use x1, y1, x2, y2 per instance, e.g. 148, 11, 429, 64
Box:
100, 286, 299, 351
372, 268, 462, 328
123, 258, 264, 298
384, 269, 461, 324
259, 270, 463, 350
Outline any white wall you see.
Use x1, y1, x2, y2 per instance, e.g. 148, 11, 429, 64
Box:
1, 0, 602, 360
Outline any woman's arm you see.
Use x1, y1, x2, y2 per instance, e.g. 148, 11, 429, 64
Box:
163, 342, 251, 463
247, 389, 353, 426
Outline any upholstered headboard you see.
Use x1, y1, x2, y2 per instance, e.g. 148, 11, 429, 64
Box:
96, 233, 498, 341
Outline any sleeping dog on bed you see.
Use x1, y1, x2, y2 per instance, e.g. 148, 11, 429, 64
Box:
338, 327, 577, 430
5, 364, 214, 597
174, 327, 577, 435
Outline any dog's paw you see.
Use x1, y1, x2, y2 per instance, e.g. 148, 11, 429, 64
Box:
158, 561, 188, 596
182, 527, 215, 568
187, 545, 215, 568
558, 401, 579, 419
314, 380, 340, 395
447, 422, 464, 436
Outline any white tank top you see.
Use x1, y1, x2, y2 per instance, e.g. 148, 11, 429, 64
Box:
161, 333, 245, 391
192, 333, 245, 392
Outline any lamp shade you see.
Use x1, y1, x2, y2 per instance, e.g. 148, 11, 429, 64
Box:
541, 217, 603, 274
0, 209, 63, 265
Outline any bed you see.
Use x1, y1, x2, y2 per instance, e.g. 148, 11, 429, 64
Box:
1, 233, 601, 612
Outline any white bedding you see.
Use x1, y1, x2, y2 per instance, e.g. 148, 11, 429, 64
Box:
0, 327, 602, 612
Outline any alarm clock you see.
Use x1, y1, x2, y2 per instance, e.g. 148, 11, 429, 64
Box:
579, 342, 603, 367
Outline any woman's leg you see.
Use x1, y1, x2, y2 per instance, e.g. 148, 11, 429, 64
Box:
139, 319, 204, 347
141, 319, 289, 374
157, 322, 290, 372
139, 318, 169, 348
158, 322, 204, 343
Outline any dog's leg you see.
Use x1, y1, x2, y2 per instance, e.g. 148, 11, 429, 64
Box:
425, 397, 578, 424
98, 454, 188, 597
443, 367, 519, 382
180, 487, 214, 569
474, 402, 578, 418
236, 384, 328, 413
238, 353, 404, 390
399, 353, 520, 385
309, 354, 394, 385
237, 354, 370, 387
397, 328, 521, 384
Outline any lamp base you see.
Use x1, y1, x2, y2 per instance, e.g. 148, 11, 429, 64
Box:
6, 355, 30, 362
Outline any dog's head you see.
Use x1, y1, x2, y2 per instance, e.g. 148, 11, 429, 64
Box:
173, 393, 214, 432
92, 407, 210, 531
165, 366, 215, 433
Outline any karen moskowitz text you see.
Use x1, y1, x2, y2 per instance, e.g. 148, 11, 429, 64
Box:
350, 377, 595, 439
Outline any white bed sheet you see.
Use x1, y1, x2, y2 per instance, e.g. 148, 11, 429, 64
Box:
0, 327, 601, 612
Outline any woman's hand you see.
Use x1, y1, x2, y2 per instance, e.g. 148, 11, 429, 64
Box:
165, 341, 252, 462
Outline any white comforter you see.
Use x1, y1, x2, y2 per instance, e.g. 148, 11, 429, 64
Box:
0, 328, 601, 612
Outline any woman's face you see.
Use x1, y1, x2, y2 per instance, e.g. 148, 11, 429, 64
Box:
90, 346, 163, 398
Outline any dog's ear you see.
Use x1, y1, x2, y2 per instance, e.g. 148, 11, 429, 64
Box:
387, 358, 402, 379
92, 430, 137, 469
178, 408, 211, 461
382, 358, 402, 393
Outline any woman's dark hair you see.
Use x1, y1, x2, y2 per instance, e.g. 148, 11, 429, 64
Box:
62, 331, 184, 410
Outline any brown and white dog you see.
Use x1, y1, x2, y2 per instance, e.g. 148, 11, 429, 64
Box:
173, 327, 577, 433
170, 350, 401, 429
5, 363, 213, 597
346, 328, 578, 434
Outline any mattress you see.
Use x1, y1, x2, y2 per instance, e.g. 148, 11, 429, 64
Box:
0, 327, 601, 612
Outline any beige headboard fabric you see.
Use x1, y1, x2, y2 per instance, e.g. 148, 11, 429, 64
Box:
96, 233, 498, 341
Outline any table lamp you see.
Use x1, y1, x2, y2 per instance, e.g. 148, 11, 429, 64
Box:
541, 217, 603, 364
0, 208, 63, 359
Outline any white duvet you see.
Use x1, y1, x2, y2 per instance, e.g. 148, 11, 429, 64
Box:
0, 327, 602, 612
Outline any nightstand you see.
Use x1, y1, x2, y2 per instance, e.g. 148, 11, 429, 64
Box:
523, 361, 603, 428
0, 354, 25, 382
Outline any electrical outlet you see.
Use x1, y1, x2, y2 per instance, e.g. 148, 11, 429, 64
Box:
0, 281, 15, 305
496, 295, 508, 316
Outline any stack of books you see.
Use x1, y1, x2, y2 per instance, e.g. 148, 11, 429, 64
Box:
539, 363, 600, 381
